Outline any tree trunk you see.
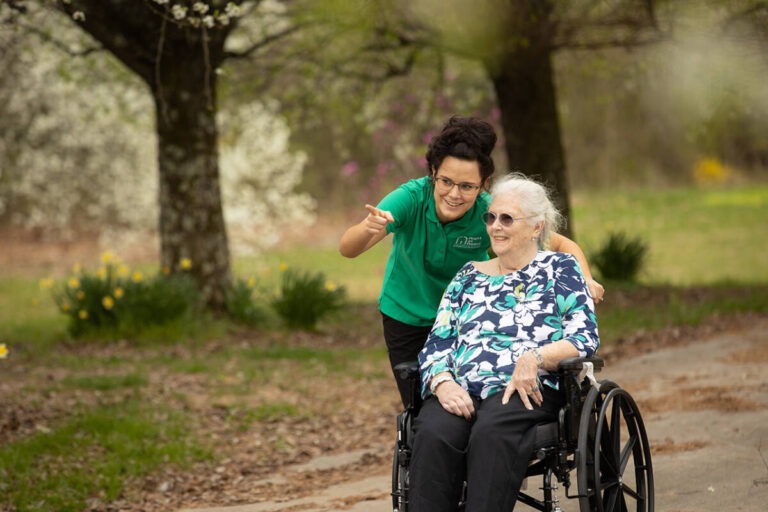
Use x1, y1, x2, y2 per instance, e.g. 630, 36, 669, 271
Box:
54, 1, 234, 310
485, 46, 574, 238
152, 39, 231, 310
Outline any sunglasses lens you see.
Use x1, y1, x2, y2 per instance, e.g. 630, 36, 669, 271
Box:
484, 212, 515, 226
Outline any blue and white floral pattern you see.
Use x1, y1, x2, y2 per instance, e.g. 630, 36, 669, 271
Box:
419, 251, 599, 399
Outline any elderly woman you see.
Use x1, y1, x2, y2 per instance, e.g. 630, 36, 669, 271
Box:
409, 173, 599, 512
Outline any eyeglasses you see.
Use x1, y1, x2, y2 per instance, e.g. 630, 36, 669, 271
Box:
433, 175, 481, 194
482, 211, 534, 227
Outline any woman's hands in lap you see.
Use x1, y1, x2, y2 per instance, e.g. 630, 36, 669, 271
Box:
503, 352, 543, 410
435, 381, 475, 420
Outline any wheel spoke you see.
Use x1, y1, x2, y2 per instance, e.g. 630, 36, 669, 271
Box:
619, 432, 638, 474
604, 484, 619, 512
600, 416, 619, 476
621, 481, 642, 501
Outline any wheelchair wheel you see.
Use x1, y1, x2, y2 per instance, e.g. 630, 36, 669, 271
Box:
577, 381, 654, 512
392, 410, 412, 512
392, 440, 409, 512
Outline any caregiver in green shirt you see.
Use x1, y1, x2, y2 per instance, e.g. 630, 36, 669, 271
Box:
339, 116, 604, 406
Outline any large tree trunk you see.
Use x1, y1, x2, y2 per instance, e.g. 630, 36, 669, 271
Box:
486, 45, 573, 238
152, 37, 231, 310
56, 1, 234, 309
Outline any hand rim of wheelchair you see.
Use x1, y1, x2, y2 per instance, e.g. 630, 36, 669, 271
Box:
391, 357, 655, 512
577, 380, 655, 512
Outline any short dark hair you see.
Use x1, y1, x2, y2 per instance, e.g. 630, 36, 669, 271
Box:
425, 116, 497, 183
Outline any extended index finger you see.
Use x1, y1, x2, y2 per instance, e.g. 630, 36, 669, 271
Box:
365, 204, 394, 222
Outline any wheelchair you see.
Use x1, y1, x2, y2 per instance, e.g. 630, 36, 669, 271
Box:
391, 357, 654, 512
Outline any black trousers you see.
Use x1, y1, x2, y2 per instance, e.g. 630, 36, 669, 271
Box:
409, 389, 564, 512
381, 312, 432, 407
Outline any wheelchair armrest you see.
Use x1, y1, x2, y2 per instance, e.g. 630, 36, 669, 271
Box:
394, 361, 420, 382
557, 356, 604, 374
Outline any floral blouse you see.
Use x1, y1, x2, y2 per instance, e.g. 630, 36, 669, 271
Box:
418, 251, 599, 399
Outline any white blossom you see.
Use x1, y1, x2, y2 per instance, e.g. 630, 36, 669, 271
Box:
171, 4, 187, 20
225, 2, 241, 17
218, 101, 316, 254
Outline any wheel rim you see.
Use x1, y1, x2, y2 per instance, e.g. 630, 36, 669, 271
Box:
578, 382, 654, 512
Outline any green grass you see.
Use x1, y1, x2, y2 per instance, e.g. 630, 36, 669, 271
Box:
571, 185, 768, 285
596, 282, 768, 344
0, 401, 210, 512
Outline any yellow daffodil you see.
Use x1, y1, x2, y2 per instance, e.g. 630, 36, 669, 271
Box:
68, 277, 80, 289
246, 276, 257, 287
180, 257, 192, 270
325, 281, 337, 292
114, 287, 124, 299
132, 270, 144, 283
78, 310, 88, 320
38, 278, 54, 290
279, 262, 289, 272
100, 250, 116, 264
0, 343, 8, 359
61, 302, 71, 312
117, 264, 129, 277
102, 296, 115, 310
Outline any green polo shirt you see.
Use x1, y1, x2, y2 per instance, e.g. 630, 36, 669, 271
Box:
377, 176, 491, 326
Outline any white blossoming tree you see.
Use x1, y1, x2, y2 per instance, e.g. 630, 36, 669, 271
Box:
2, 0, 304, 309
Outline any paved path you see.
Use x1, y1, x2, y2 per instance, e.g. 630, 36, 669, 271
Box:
181, 321, 768, 512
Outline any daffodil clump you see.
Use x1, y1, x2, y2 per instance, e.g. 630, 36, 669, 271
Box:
270, 265, 347, 330
46, 251, 200, 338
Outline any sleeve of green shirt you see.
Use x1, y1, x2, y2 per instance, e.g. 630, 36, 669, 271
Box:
377, 179, 423, 234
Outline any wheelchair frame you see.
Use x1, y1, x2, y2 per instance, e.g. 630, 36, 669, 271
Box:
391, 357, 654, 512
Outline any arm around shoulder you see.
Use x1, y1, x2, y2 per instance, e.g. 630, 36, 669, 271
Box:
549, 232, 605, 302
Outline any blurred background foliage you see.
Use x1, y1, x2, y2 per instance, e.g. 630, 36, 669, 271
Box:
0, 2, 768, 249
0, 0, 765, 254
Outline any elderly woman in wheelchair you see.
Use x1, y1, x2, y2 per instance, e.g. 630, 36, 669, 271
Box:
392, 173, 653, 512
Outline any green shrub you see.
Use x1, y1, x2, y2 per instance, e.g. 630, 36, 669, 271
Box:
49, 252, 200, 338
271, 268, 347, 330
225, 277, 271, 326
591, 232, 649, 282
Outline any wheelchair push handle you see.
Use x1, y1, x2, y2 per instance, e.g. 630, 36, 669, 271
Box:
394, 361, 420, 381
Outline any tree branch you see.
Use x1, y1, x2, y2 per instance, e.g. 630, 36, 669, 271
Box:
224, 22, 306, 60
15, 18, 103, 57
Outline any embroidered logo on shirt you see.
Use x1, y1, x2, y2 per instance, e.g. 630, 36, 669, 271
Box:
453, 236, 483, 249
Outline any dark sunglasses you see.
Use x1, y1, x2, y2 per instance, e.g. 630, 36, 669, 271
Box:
482, 212, 534, 227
